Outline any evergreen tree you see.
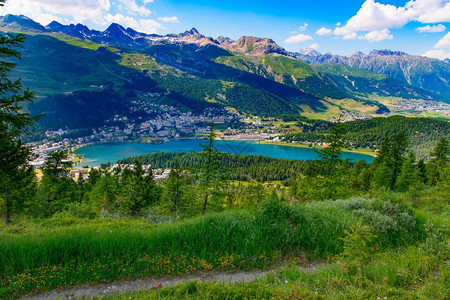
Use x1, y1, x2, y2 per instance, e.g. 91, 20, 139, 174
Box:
313, 118, 346, 176
427, 138, 449, 185
0, 13, 36, 224
372, 133, 409, 190
396, 153, 416, 191
36, 151, 78, 216
298, 119, 351, 201
86, 172, 119, 214
197, 122, 226, 214
415, 159, 427, 184
119, 161, 160, 216
165, 157, 184, 212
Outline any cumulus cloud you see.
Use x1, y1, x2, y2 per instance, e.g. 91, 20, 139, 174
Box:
104, 13, 162, 33
434, 32, 450, 49
118, 0, 151, 17
285, 34, 313, 43
359, 29, 393, 42
416, 24, 446, 33
334, 0, 408, 36
405, 0, 450, 23
423, 32, 450, 60
343, 32, 358, 40
298, 23, 308, 32
157, 16, 179, 23
1, 0, 169, 34
309, 43, 320, 49
290, 23, 309, 35
3, 0, 112, 25
316, 27, 332, 36
423, 49, 450, 59
334, 0, 450, 42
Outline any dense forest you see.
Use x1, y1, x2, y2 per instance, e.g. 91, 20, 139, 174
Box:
283, 115, 450, 158
118, 151, 310, 182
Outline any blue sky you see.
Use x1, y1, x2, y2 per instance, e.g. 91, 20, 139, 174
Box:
2, 0, 450, 59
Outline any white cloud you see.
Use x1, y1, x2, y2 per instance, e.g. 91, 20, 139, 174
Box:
1, 0, 172, 34
285, 34, 313, 43
343, 32, 358, 40
3, 0, 112, 25
434, 32, 450, 49
334, 0, 450, 41
118, 0, 151, 17
334, 0, 408, 36
422, 32, 450, 60
405, 0, 450, 23
309, 43, 320, 49
316, 27, 332, 36
359, 29, 393, 42
157, 16, 179, 23
416, 24, 446, 33
298, 23, 308, 32
289, 23, 309, 35
104, 13, 162, 33
423, 49, 450, 59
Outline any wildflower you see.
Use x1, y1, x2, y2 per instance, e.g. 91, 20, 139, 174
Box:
153, 282, 163, 289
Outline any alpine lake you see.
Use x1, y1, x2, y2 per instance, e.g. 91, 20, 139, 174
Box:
75, 139, 374, 167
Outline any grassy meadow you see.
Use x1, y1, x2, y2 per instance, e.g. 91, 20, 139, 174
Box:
1, 195, 443, 299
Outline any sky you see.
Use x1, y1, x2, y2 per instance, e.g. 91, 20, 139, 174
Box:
2, 0, 450, 59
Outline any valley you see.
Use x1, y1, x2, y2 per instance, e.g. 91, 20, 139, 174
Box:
0, 10, 449, 300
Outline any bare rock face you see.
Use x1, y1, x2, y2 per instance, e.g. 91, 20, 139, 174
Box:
227, 36, 290, 56
172, 28, 218, 46
216, 36, 235, 45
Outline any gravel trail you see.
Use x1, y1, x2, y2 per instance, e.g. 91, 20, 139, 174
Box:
20, 265, 317, 300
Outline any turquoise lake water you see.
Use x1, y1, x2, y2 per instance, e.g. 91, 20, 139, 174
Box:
75, 139, 374, 167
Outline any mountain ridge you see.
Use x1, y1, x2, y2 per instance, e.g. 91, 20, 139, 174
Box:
0, 14, 448, 126
295, 47, 450, 99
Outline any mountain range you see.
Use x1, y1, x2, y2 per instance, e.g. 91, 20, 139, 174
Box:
294, 48, 450, 99
0, 14, 448, 131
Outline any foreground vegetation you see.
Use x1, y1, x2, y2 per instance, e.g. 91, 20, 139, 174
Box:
107, 244, 448, 299
0, 19, 448, 300
1, 194, 442, 298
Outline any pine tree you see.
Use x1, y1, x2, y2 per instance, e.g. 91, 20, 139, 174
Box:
165, 157, 184, 212
119, 161, 160, 216
427, 138, 449, 185
0, 6, 37, 224
372, 133, 409, 190
396, 153, 416, 191
36, 151, 78, 216
198, 122, 226, 214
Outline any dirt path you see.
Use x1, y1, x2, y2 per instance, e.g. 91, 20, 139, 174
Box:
21, 265, 317, 300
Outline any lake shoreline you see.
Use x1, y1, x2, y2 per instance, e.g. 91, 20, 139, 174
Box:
258, 141, 377, 157
74, 139, 375, 168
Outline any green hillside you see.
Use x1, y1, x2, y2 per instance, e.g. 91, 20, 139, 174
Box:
283, 115, 450, 159
4, 30, 446, 130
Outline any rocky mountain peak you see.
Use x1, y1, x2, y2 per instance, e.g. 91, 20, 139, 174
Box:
297, 48, 321, 56
369, 49, 406, 56
106, 23, 126, 34
230, 36, 289, 56
216, 36, 234, 45
0, 14, 47, 32
351, 51, 366, 58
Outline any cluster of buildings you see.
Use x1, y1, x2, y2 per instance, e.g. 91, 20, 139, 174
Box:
393, 99, 450, 116
328, 111, 372, 123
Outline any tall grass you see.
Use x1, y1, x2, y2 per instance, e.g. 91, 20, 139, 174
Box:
0, 197, 421, 297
